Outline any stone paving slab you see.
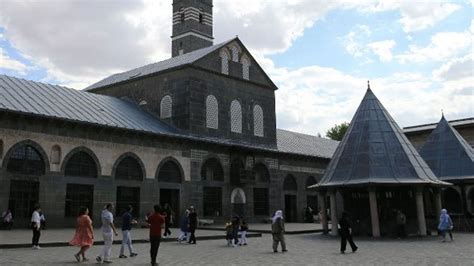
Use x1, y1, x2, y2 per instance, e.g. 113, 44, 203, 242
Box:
199, 222, 325, 234
0, 232, 473, 265
0, 228, 261, 249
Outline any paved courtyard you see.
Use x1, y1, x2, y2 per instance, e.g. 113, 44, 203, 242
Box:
1, 232, 473, 265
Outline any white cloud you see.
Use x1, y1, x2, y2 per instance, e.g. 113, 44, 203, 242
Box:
396, 30, 472, 64
398, 2, 460, 32
0, 47, 27, 74
433, 54, 474, 81
367, 40, 396, 62
342, 25, 372, 58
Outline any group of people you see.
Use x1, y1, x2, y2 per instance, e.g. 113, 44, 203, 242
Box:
176, 207, 198, 244
225, 215, 248, 247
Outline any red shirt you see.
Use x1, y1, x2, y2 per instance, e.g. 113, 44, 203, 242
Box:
148, 213, 165, 237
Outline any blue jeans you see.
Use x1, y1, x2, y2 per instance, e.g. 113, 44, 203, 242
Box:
120, 230, 134, 255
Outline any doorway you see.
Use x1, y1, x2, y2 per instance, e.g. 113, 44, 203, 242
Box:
8, 180, 39, 226
160, 189, 180, 226
285, 194, 297, 222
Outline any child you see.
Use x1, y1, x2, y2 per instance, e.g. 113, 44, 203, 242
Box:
239, 219, 248, 246
225, 222, 234, 247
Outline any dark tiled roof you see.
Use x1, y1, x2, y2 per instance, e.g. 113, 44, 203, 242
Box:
0, 74, 337, 159
316, 88, 449, 188
84, 39, 232, 91
419, 116, 474, 181
276, 129, 338, 159
403, 117, 474, 133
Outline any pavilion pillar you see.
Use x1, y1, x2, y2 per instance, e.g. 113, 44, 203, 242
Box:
329, 190, 338, 236
368, 187, 380, 237
434, 188, 442, 219
460, 185, 469, 216
317, 191, 329, 234
416, 188, 427, 236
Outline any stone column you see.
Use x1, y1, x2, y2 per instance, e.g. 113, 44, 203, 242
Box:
434, 188, 442, 219
329, 190, 338, 236
416, 188, 427, 236
317, 192, 328, 234
460, 185, 469, 216
368, 187, 380, 237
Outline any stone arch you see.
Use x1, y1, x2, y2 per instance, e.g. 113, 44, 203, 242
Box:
112, 152, 146, 181
62, 146, 101, 178
3, 139, 50, 174
160, 95, 172, 118
442, 187, 462, 214
50, 145, 61, 165
156, 157, 184, 183
231, 187, 246, 204
283, 174, 298, 191
230, 99, 242, 133
306, 176, 318, 190
201, 157, 224, 181
253, 162, 270, 183
219, 48, 230, 75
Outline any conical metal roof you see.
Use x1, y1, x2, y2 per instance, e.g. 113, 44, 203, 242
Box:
316, 87, 449, 188
419, 115, 474, 182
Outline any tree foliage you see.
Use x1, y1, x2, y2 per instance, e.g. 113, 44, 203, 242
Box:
325, 122, 349, 141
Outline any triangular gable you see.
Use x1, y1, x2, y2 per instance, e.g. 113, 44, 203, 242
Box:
317, 87, 447, 188
419, 116, 474, 181
192, 37, 278, 90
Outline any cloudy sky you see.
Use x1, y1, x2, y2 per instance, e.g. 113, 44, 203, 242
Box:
0, 0, 472, 136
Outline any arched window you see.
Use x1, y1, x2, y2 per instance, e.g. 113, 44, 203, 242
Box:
306, 176, 318, 190
206, 95, 218, 129
230, 100, 242, 133
283, 175, 298, 191
241, 56, 250, 80
253, 163, 270, 183
115, 156, 143, 181
220, 49, 229, 75
65, 151, 98, 178
50, 145, 61, 165
230, 45, 239, 62
6, 144, 45, 175
160, 95, 172, 118
253, 105, 264, 137
201, 158, 224, 181
443, 188, 462, 214
157, 159, 182, 183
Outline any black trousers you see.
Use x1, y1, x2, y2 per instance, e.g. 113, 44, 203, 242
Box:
150, 236, 161, 264
340, 231, 357, 252
188, 227, 196, 243
164, 223, 172, 236
397, 225, 406, 238
32, 228, 41, 246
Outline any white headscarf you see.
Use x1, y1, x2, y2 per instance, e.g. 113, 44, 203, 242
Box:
272, 210, 283, 224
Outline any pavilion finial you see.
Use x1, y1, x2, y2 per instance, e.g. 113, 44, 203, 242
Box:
441, 109, 444, 118
367, 80, 371, 90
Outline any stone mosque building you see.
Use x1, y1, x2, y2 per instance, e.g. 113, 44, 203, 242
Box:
0, 0, 473, 230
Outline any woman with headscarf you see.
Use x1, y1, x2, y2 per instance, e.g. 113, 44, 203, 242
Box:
271, 210, 287, 253
339, 211, 358, 254
438, 209, 454, 242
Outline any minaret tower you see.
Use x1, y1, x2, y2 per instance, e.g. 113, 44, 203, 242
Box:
171, 0, 213, 57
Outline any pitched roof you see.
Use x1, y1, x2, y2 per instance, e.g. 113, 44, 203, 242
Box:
404, 117, 474, 133
0, 74, 337, 159
84, 39, 232, 91
316, 88, 449, 188
419, 116, 474, 181
276, 129, 338, 159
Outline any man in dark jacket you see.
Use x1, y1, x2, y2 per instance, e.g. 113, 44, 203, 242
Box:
231, 215, 240, 245
187, 206, 198, 244
339, 211, 358, 254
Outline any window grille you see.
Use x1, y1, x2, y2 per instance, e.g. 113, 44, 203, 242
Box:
200, 158, 224, 181
253, 105, 264, 137
160, 95, 172, 118
220, 50, 229, 74
116, 186, 140, 217
7, 145, 45, 175
157, 160, 182, 183
65, 184, 94, 217
65, 151, 98, 178
116, 156, 143, 181
253, 188, 269, 215
203, 187, 222, 216
8, 180, 39, 218
230, 100, 242, 133
231, 46, 239, 62
206, 95, 218, 129
241, 57, 250, 80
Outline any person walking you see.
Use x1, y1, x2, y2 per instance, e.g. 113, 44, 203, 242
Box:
31, 205, 42, 249
339, 211, 358, 254
231, 215, 240, 246
162, 203, 173, 238
148, 204, 165, 266
96, 203, 118, 264
239, 219, 248, 246
271, 210, 287, 253
2, 209, 13, 230
39, 211, 46, 230
177, 209, 189, 243
438, 209, 454, 242
187, 206, 198, 244
396, 210, 407, 239
119, 205, 138, 259
69, 206, 94, 262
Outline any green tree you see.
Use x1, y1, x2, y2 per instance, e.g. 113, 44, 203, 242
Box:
325, 122, 349, 141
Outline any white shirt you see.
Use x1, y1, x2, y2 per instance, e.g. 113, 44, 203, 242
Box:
101, 209, 114, 233
2, 212, 12, 222
31, 211, 41, 228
